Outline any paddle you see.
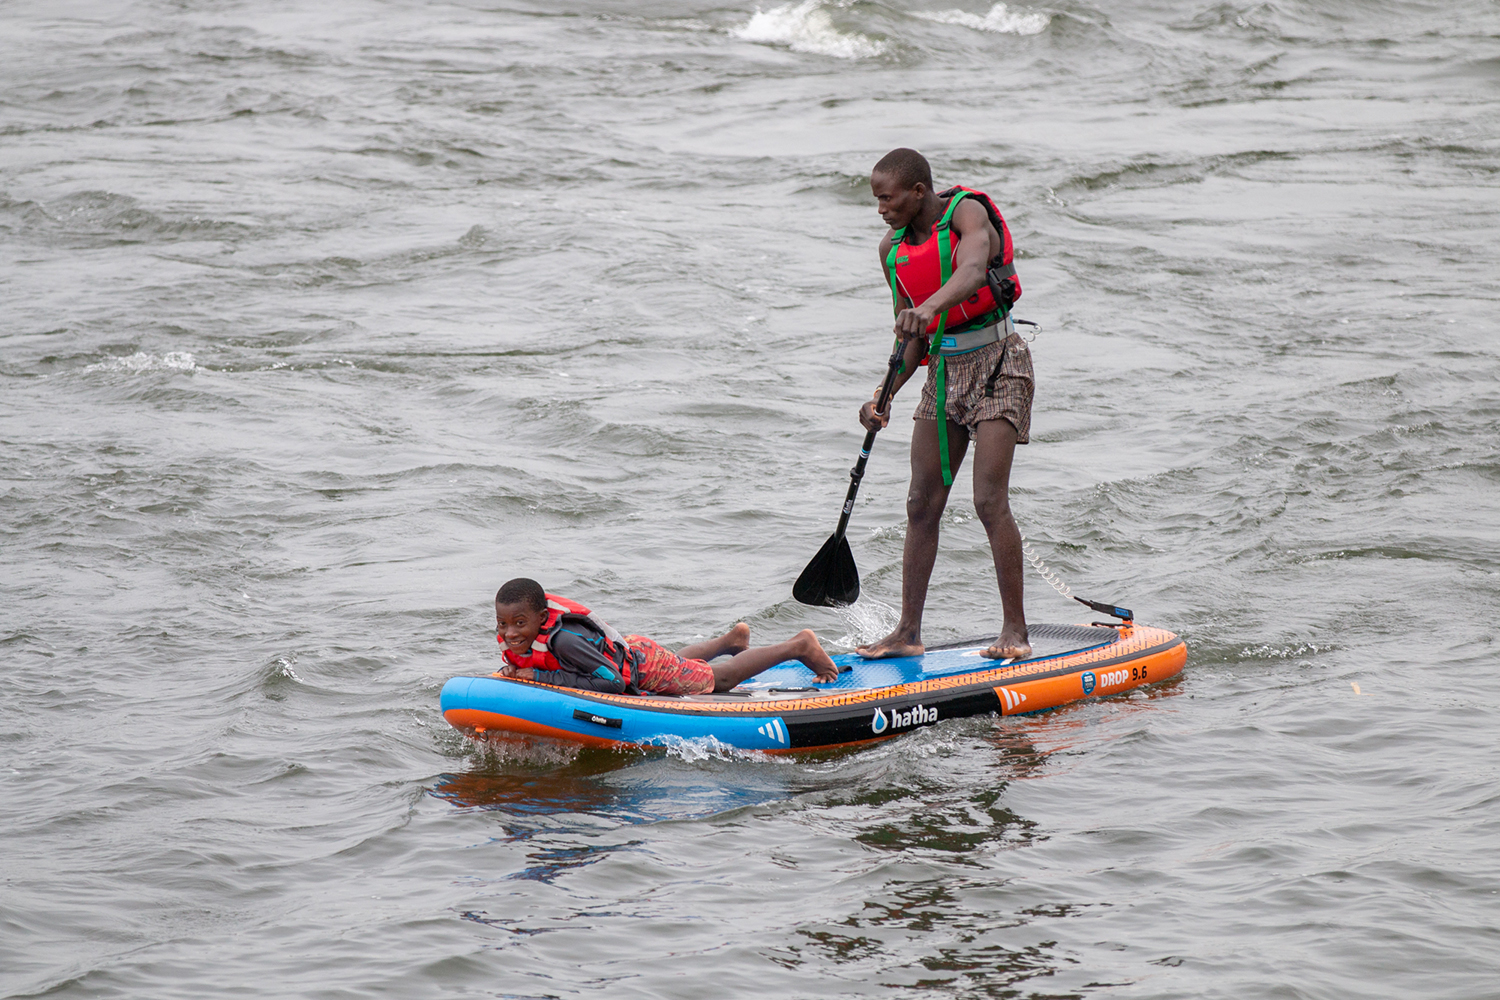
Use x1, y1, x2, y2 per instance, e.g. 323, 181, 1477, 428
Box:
793, 340, 908, 607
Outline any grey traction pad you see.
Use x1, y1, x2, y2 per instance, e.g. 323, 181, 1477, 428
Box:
931, 623, 1118, 662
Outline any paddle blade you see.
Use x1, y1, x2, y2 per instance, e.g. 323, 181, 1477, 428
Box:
793, 533, 860, 607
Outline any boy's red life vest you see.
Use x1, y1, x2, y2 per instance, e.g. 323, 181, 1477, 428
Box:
886, 185, 1021, 336
499, 594, 635, 686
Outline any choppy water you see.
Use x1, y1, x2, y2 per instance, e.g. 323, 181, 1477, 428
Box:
4, 0, 1499, 996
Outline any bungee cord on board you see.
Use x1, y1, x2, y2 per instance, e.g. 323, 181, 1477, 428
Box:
1008, 317, 1136, 622
1019, 530, 1134, 623
1019, 533, 1072, 600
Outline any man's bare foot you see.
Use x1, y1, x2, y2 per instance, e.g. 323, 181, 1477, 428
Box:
855, 629, 925, 660
793, 629, 839, 682
981, 629, 1031, 661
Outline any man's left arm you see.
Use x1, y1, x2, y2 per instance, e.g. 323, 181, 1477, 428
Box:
893, 200, 996, 338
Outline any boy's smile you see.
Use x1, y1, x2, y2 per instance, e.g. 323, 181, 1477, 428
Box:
495, 600, 545, 654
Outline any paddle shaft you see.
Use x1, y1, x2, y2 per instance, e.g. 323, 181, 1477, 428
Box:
833, 342, 907, 540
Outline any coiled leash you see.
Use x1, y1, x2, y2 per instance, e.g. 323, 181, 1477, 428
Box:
1019, 534, 1133, 623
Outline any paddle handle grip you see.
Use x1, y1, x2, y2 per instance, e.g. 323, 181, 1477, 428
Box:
834, 344, 905, 539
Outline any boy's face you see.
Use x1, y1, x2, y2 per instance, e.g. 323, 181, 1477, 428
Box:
495, 600, 545, 655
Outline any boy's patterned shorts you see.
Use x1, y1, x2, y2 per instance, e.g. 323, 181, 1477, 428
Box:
626, 635, 715, 695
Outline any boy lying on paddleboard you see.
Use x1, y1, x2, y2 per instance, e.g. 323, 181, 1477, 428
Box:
494, 578, 838, 694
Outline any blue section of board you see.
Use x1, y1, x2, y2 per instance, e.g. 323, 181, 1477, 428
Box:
737, 627, 1117, 692
441, 675, 794, 749
741, 645, 983, 693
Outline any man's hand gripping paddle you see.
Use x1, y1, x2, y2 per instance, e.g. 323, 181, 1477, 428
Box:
793, 342, 906, 607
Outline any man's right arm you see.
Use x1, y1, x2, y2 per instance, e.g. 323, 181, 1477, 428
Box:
891, 199, 994, 339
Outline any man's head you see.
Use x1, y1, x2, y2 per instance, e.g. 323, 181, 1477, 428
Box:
871, 148, 934, 230
495, 577, 547, 655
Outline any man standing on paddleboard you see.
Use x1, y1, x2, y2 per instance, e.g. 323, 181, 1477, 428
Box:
855, 148, 1034, 662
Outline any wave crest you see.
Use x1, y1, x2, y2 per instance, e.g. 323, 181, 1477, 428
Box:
86, 351, 198, 373
913, 2, 1051, 36
734, 1, 889, 59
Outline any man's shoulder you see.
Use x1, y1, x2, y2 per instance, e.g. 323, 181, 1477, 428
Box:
949, 194, 994, 228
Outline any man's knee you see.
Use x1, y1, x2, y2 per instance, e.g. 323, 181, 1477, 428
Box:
974, 491, 1013, 527
906, 486, 946, 524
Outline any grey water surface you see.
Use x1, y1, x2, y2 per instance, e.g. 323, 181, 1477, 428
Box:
3, 0, 1499, 997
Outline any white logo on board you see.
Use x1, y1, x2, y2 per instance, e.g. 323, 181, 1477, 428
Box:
757, 718, 787, 745
875, 704, 938, 731
1000, 687, 1028, 712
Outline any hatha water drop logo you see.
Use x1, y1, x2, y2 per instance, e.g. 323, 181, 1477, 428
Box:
1081, 671, 1096, 695
871, 707, 888, 734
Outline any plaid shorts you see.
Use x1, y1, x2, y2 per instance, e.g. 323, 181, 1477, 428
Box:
913, 333, 1034, 442
625, 635, 715, 695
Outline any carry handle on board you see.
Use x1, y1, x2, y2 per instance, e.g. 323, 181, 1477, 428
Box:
793, 340, 907, 607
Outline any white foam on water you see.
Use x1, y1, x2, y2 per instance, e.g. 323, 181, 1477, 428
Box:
471, 733, 583, 768
1239, 642, 1324, 659
649, 734, 776, 763
733, 1, 889, 59
912, 2, 1051, 35
87, 351, 198, 373
273, 655, 303, 684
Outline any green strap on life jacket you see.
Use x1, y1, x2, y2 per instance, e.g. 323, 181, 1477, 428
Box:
930, 193, 968, 485
882, 193, 971, 487
884, 229, 907, 378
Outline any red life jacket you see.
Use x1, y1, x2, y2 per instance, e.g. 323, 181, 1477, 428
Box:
886, 185, 1021, 336
498, 594, 635, 687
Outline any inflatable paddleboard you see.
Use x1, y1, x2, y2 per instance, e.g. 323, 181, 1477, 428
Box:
441, 622, 1185, 752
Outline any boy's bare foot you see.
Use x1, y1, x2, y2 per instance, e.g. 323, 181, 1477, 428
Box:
680, 622, 754, 662
794, 629, 839, 682
724, 622, 751, 655
981, 628, 1031, 661
855, 628, 924, 660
